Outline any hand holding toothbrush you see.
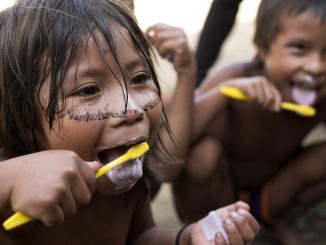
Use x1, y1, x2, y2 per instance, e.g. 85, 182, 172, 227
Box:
219, 76, 316, 117
2, 142, 149, 230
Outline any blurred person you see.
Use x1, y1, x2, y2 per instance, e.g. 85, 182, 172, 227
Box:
173, 0, 326, 243
196, 0, 243, 86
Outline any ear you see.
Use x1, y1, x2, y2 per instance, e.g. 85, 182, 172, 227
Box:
257, 47, 267, 60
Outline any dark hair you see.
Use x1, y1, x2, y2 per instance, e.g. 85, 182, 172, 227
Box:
0, 0, 165, 157
254, 0, 326, 54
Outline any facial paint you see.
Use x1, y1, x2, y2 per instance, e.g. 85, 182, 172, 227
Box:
59, 97, 161, 122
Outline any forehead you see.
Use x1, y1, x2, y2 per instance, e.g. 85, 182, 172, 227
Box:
78, 28, 139, 65
278, 10, 326, 36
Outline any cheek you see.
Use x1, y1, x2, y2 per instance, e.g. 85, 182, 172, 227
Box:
265, 55, 293, 86
45, 118, 103, 159
146, 98, 162, 144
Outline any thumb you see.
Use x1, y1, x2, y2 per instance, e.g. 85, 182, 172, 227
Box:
86, 161, 101, 173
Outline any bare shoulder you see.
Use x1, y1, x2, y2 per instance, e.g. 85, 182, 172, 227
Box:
198, 60, 256, 93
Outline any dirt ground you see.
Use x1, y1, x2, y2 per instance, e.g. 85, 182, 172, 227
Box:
134, 0, 326, 244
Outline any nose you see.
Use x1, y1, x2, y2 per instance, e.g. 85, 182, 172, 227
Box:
111, 98, 145, 126
303, 52, 326, 77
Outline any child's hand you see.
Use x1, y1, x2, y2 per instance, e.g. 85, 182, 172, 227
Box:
7, 150, 100, 226
222, 76, 282, 111
145, 23, 196, 78
179, 201, 259, 244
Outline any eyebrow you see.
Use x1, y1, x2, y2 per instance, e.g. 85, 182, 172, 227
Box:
77, 67, 104, 79
125, 58, 147, 70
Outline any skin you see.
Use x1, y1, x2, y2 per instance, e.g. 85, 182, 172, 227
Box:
0, 24, 260, 244
173, 9, 326, 231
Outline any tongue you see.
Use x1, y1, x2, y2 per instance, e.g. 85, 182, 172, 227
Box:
292, 86, 316, 106
100, 147, 126, 165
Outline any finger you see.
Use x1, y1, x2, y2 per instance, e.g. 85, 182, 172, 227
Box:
261, 83, 274, 109
215, 201, 250, 222
237, 209, 260, 234
71, 163, 95, 206
230, 211, 255, 241
223, 219, 243, 245
147, 28, 184, 51
158, 38, 185, 60
86, 161, 100, 173
253, 81, 265, 105
214, 232, 227, 245
80, 161, 98, 193
71, 172, 92, 207
41, 205, 64, 226
223, 201, 250, 213
270, 87, 282, 111
60, 189, 77, 217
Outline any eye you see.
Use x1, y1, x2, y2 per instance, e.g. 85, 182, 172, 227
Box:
72, 85, 101, 97
288, 42, 308, 54
130, 72, 153, 85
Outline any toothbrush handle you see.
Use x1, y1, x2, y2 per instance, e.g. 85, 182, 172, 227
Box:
2, 211, 32, 230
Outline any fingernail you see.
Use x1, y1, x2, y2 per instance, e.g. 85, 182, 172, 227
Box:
215, 232, 223, 239
224, 219, 232, 226
230, 211, 238, 219
238, 209, 247, 216
148, 30, 155, 37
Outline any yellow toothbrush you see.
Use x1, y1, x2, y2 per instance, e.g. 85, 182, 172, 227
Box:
220, 86, 316, 117
3, 142, 149, 231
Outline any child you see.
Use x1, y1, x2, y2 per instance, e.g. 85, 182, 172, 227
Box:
0, 0, 259, 244
173, 0, 326, 242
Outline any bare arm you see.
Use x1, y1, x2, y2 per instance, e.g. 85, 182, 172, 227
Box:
133, 201, 259, 245
192, 62, 282, 141
145, 24, 196, 181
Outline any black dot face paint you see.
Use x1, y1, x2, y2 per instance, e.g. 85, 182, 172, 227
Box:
58, 97, 161, 122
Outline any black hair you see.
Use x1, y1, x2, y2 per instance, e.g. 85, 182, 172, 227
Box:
254, 0, 326, 53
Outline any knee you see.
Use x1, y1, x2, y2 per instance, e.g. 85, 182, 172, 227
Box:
296, 142, 326, 184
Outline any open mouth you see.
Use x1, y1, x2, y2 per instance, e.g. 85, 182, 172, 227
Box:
290, 75, 318, 106
98, 145, 127, 166
97, 141, 146, 189
97, 141, 145, 166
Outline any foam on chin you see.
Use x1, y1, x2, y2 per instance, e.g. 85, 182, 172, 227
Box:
106, 157, 144, 190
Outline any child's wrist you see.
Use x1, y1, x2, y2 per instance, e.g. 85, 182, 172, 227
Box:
175, 224, 190, 245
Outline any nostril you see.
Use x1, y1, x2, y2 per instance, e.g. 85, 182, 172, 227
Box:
123, 108, 144, 122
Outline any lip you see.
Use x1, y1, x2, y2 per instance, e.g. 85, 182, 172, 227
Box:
290, 75, 322, 90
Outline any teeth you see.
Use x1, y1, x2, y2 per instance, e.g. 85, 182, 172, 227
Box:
302, 74, 315, 83
300, 74, 316, 89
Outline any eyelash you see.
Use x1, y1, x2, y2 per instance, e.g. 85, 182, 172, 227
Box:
288, 42, 308, 53
73, 85, 100, 97
71, 72, 152, 97
130, 73, 152, 85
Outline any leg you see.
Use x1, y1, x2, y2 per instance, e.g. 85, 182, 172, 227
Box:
266, 142, 326, 221
172, 137, 235, 223
195, 0, 242, 86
